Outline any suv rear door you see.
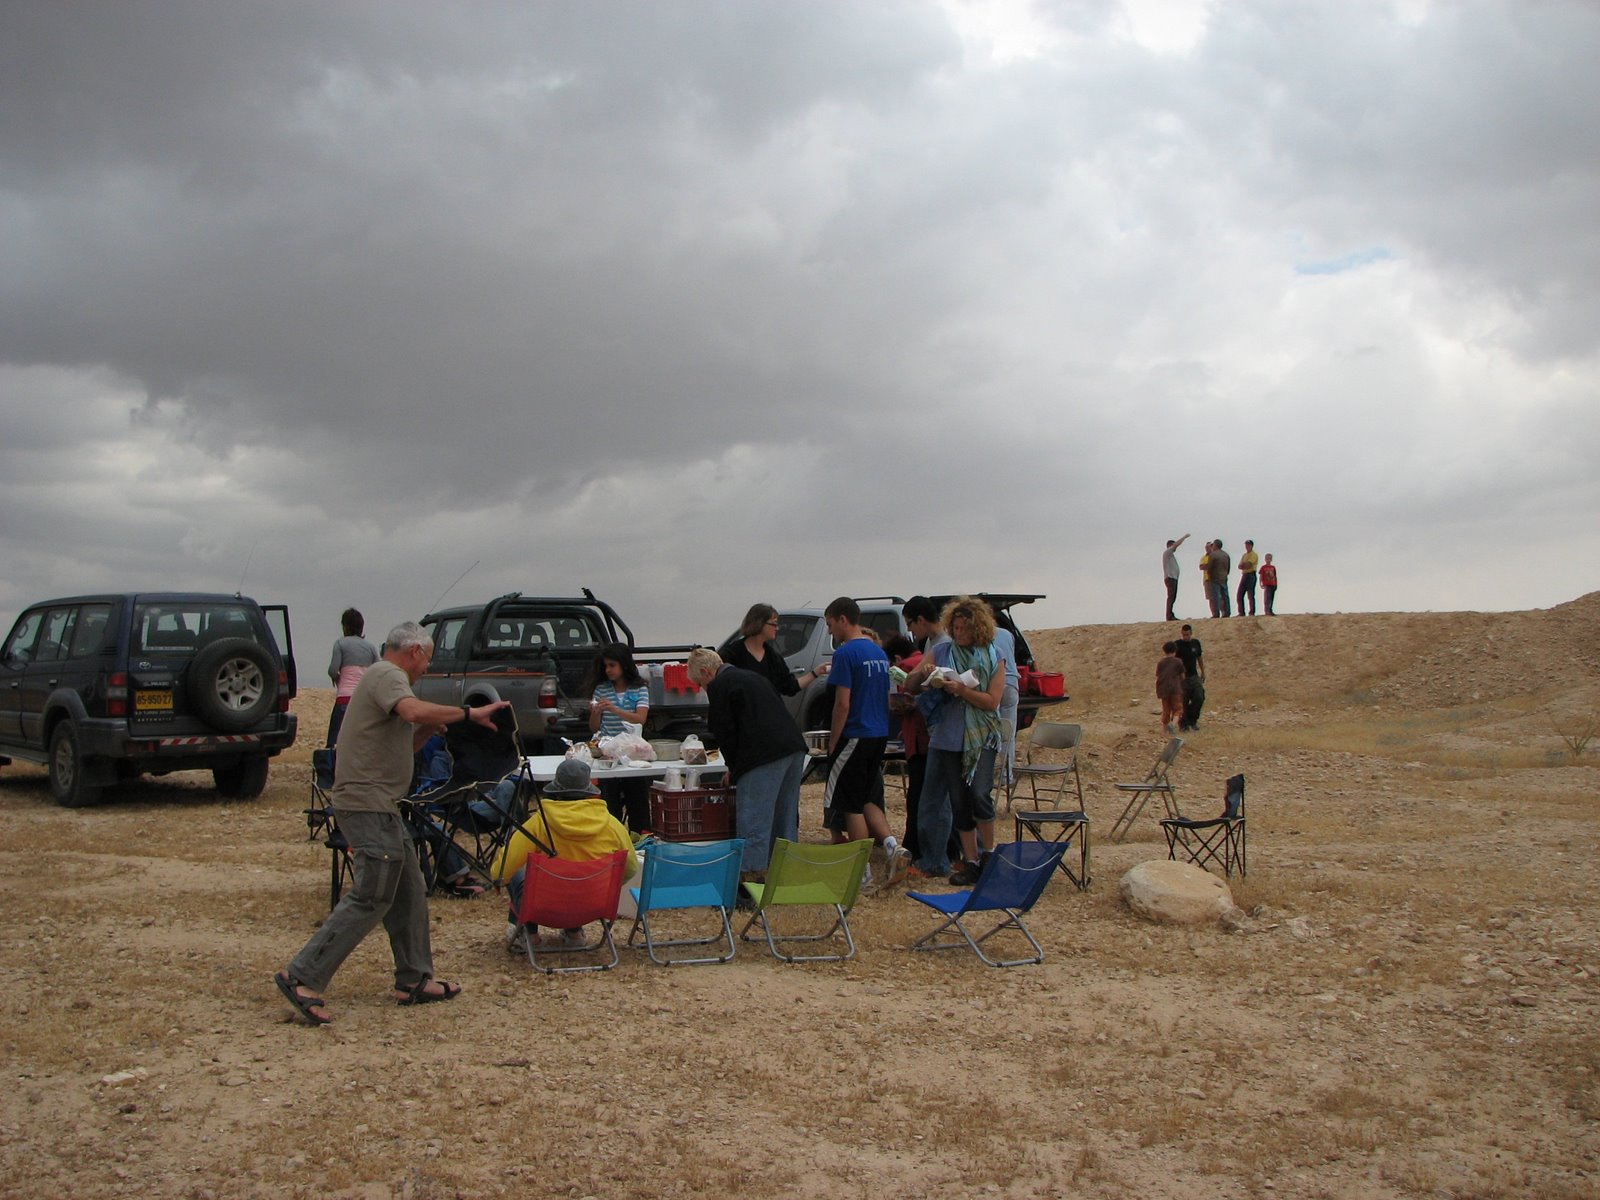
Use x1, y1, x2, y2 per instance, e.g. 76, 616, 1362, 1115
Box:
128, 599, 279, 734
260, 605, 298, 695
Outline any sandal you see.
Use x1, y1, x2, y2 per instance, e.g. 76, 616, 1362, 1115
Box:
438, 877, 486, 899
275, 971, 331, 1026
395, 976, 462, 1006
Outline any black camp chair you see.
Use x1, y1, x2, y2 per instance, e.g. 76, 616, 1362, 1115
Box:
402, 698, 538, 894
1162, 773, 1247, 878
306, 748, 355, 909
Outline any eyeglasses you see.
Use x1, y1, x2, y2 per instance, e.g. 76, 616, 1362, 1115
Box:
765, 618, 779, 627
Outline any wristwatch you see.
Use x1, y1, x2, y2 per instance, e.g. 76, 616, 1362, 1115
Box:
461, 704, 472, 723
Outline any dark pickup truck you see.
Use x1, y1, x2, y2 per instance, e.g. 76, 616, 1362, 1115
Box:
414, 591, 708, 752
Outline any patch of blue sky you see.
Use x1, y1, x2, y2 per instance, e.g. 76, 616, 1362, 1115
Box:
1295, 247, 1397, 276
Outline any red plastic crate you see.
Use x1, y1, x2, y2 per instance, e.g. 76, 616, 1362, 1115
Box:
662, 663, 700, 693
1031, 671, 1065, 698
648, 785, 735, 842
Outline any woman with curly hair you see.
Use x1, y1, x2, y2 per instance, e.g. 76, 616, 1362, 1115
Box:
904, 595, 1007, 886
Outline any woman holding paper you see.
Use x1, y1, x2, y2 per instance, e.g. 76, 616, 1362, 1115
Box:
904, 595, 1007, 885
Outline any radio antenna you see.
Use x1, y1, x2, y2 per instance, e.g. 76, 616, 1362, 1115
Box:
236, 540, 259, 595
427, 561, 479, 614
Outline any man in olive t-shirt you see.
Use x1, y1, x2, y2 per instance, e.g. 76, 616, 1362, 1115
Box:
275, 622, 509, 1026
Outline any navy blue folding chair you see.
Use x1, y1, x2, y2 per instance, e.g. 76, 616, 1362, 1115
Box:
625, 839, 745, 965
906, 840, 1068, 967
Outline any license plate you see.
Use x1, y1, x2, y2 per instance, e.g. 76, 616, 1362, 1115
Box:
135, 689, 174, 712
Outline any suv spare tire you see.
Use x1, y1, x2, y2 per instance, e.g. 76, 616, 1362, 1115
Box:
188, 638, 278, 732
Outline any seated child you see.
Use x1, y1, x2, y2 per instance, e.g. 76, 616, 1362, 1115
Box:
496, 757, 640, 949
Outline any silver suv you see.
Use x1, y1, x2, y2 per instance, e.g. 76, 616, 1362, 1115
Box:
0, 593, 298, 806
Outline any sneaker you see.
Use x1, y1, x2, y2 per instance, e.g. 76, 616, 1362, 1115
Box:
505, 922, 526, 954
948, 860, 981, 887
859, 862, 882, 897
881, 846, 911, 890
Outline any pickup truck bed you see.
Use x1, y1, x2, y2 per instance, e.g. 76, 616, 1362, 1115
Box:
415, 591, 708, 752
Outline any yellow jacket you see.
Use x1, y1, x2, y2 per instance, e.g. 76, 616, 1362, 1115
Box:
492, 797, 640, 885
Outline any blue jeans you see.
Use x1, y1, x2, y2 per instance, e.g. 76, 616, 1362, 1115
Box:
916, 745, 997, 875
1236, 572, 1256, 615
1210, 580, 1231, 617
734, 751, 805, 872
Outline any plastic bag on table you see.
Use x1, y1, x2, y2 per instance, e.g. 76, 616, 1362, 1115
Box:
598, 731, 655, 763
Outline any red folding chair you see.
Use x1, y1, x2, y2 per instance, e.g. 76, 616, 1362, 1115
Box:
510, 850, 629, 974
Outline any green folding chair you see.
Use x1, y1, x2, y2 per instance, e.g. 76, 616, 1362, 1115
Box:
738, 838, 873, 963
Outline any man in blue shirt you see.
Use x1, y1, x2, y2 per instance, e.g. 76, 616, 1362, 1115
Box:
821, 597, 907, 887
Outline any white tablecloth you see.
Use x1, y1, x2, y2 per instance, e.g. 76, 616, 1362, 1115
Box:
520, 755, 726, 784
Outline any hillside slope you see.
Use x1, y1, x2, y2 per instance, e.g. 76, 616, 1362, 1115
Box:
1026, 590, 1600, 723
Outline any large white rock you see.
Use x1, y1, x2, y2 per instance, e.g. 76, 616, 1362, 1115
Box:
1120, 860, 1235, 925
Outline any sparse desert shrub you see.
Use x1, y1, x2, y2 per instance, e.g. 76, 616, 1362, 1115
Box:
1550, 710, 1598, 761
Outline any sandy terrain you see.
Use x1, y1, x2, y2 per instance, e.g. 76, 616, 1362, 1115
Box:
2, 596, 1597, 1199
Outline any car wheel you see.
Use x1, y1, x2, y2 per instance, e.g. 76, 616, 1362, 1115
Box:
187, 638, 279, 732
214, 755, 270, 799
48, 723, 102, 808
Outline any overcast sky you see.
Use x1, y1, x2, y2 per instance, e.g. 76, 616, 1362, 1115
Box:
3, 0, 1597, 680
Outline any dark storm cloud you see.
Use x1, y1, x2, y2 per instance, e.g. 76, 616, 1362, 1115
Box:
1, 1, 1597, 659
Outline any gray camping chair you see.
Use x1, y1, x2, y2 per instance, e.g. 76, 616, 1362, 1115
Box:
1109, 738, 1182, 842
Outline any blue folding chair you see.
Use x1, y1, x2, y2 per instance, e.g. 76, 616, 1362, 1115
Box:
907, 840, 1068, 967
625, 839, 745, 965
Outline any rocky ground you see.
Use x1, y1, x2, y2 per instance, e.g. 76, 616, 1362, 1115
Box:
2, 595, 1597, 1199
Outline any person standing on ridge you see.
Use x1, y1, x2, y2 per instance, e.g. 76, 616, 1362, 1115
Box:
1259, 553, 1279, 615
1163, 534, 1190, 621
1209, 538, 1232, 618
1236, 539, 1259, 616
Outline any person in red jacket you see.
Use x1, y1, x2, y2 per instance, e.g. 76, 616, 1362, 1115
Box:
1259, 553, 1279, 615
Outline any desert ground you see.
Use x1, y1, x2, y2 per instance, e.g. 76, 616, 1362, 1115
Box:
2, 596, 1597, 1199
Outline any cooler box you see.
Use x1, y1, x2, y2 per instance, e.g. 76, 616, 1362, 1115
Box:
1030, 671, 1065, 698
648, 784, 735, 842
